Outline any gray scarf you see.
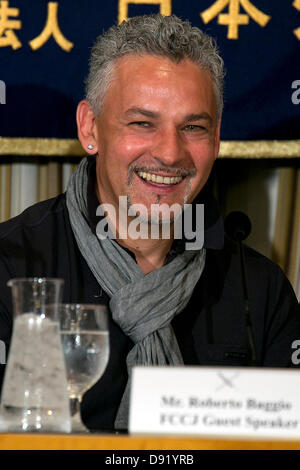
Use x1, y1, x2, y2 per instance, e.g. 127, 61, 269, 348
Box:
66, 157, 206, 429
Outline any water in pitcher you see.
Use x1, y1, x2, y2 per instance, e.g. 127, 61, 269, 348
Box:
0, 313, 71, 432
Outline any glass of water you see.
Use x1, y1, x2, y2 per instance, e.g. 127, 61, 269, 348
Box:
58, 303, 109, 433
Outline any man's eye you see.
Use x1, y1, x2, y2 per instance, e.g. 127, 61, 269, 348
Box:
184, 125, 205, 131
130, 121, 151, 127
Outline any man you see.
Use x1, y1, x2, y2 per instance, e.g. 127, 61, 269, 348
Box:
0, 14, 299, 432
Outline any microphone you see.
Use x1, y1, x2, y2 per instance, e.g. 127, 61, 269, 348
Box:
224, 211, 251, 243
224, 211, 257, 367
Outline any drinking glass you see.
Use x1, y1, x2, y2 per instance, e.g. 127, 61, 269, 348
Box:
58, 303, 109, 433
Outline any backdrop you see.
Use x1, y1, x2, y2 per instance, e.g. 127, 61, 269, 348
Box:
0, 0, 299, 140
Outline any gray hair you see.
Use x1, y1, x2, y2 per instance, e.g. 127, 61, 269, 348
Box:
85, 14, 224, 119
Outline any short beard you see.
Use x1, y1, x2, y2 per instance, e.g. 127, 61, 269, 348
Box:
126, 172, 195, 226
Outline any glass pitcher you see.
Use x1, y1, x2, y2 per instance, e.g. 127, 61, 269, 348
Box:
0, 278, 71, 433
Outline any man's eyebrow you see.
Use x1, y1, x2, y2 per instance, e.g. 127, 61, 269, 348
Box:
185, 112, 213, 124
124, 108, 213, 123
124, 107, 160, 119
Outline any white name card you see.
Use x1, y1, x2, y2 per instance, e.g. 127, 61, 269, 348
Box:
129, 367, 300, 440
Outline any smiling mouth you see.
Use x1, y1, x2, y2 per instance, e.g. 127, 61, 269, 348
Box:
137, 171, 183, 185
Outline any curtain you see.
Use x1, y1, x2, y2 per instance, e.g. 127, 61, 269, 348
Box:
0, 157, 78, 220
216, 160, 300, 300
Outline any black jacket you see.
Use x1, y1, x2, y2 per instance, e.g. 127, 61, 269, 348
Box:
0, 184, 299, 431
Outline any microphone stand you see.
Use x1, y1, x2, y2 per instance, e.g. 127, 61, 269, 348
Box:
237, 238, 257, 367
225, 211, 258, 367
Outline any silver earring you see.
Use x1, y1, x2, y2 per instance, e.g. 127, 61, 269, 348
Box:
87, 144, 94, 150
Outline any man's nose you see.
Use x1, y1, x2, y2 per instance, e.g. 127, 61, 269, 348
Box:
151, 128, 186, 167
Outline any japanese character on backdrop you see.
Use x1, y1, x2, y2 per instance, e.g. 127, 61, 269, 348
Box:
118, 0, 172, 24
200, 0, 271, 39
29, 1, 73, 52
293, 0, 300, 39
0, 0, 21, 50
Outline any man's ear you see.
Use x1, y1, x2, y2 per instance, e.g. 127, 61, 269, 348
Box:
76, 100, 98, 154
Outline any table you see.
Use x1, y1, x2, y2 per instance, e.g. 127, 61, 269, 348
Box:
0, 433, 300, 450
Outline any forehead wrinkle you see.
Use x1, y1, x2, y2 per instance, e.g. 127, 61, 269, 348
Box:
124, 107, 160, 119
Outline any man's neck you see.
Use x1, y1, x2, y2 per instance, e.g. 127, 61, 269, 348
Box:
117, 235, 173, 274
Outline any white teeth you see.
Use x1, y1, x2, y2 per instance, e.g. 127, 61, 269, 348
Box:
137, 171, 183, 185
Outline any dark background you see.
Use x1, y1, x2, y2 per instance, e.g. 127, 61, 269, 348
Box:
0, 0, 299, 140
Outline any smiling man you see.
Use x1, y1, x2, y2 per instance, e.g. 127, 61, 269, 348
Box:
0, 14, 299, 433
76, 52, 220, 272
